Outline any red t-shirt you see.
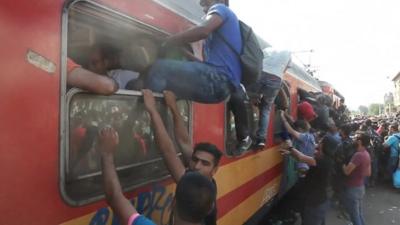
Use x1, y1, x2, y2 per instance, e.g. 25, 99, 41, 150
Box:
67, 58, 81, 74
297, 101, 317, 122
346, 149, 371, 187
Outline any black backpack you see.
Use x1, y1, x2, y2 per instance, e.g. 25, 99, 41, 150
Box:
217, 21, 263, 87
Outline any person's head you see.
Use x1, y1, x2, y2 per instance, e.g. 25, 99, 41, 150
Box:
294, 120, 311, 132
190, 143, 222, 178
339, 124, 352, 138
389, 123, 399, 133
199, 0, 226, 13
326, 118, 337, 132
319, 135, 339, 158
354, 132, 370, 148
89, 43, 122, 75
174, 172, 216, 223
364, 119, 372, 127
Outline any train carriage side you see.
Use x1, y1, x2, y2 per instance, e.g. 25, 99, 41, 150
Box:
0, 0, 324, 225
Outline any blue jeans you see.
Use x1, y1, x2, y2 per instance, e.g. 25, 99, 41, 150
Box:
249, 74, 282, 141
302, 200, 330, 225
146, 59, 232, 103
343, 186, 366, 225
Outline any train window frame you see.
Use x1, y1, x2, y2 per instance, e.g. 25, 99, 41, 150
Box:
224, 101, 258, 157
60, 0, 192, 206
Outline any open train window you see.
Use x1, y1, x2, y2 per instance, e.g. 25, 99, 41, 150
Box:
225, 101, 258, 156
60, 1, 192, 205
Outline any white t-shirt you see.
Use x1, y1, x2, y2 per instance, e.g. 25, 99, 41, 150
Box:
262, 48, 291, 79
107, 69, 140, 89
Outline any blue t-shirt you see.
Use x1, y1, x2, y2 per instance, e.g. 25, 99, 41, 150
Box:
131, 215, 156, 225
204, 4, 242, 87
384, 133, 400, 158
294, 133, 316, 157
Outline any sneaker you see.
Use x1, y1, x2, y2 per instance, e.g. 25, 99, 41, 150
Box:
254, 139, 265, 149
233, 136, 252, 156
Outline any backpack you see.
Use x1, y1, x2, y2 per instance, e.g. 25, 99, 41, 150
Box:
217, 21, 263, 87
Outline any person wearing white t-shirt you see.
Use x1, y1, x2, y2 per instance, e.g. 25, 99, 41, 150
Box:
89, 43, 139, 89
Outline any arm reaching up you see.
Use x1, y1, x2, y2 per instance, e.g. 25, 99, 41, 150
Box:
98, 127, 136, 225
142, 89, 186, 182
164, 90, 193, 165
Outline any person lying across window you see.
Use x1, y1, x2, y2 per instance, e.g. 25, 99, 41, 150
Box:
88, 43, 140, 90
67, 57, 118, 95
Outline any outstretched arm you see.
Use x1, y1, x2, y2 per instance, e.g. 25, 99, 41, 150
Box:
143, 89, 186, 182
279, 141, 316, 166
280, 110, 301, 139
99, 128, 136, 225
67, 58, 118, 95
164, 91, 193, 165
163, 14, 223, 46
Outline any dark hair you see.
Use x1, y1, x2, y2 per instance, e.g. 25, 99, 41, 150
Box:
339, 124, 352, 136
365, 119, 372, 127
390, 123, 399, 131
92, 43, 122, 70
321, 135, 339, 157
193, 142, 222, 166
356, 132, 370, 147
294, 120, 310, 132
175, 172, 216, 223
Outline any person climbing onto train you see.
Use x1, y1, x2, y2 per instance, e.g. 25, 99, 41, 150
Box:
280, 111, 316, 177
247, 48, 291, 149
145, 0, 241, 104
145, 0, 254, 156
142, 89, 221, 225
97, 127, 216, 225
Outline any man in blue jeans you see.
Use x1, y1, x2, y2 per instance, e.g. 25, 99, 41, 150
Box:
248, 48, 291, 148
146, 0, 242, 104
342, 132, 371, 225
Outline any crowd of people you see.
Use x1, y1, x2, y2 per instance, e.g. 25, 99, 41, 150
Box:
64, 0, 400, 225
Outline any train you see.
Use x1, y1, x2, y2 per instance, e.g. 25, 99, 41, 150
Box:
0, 0, 339, 224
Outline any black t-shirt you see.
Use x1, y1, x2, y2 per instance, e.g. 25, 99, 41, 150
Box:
203, 179, 217, 225
169, 177, 217, 225
303, 157, 333, 206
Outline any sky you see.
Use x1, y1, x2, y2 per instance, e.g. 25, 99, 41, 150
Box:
230, 0, 400, 110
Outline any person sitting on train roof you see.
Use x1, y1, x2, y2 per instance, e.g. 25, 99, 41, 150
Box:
144, 0, 241, 104
143, 89, 221, 225
67, 58, 118, 95
246, 48, 291, 149
88, 43, 140, 90
97, 127, 216, 225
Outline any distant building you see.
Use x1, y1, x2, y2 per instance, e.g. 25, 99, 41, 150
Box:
392, 72, 400, 112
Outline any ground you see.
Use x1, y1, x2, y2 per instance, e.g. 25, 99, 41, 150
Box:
326, 183, 400, 225
260, 182, 400, 225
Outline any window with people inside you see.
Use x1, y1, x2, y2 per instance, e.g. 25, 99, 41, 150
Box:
63, 2, 191, 204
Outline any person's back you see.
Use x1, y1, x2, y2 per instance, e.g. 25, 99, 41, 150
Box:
203, 3, 242, 87
145, 0, 241, 104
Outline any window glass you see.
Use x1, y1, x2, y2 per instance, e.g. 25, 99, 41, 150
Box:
62, 1, 193, 205
66, 91, 190, 203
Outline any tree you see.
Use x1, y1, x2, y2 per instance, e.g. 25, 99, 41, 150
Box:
368, 103, 384, 115
358, 105, 368, 115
